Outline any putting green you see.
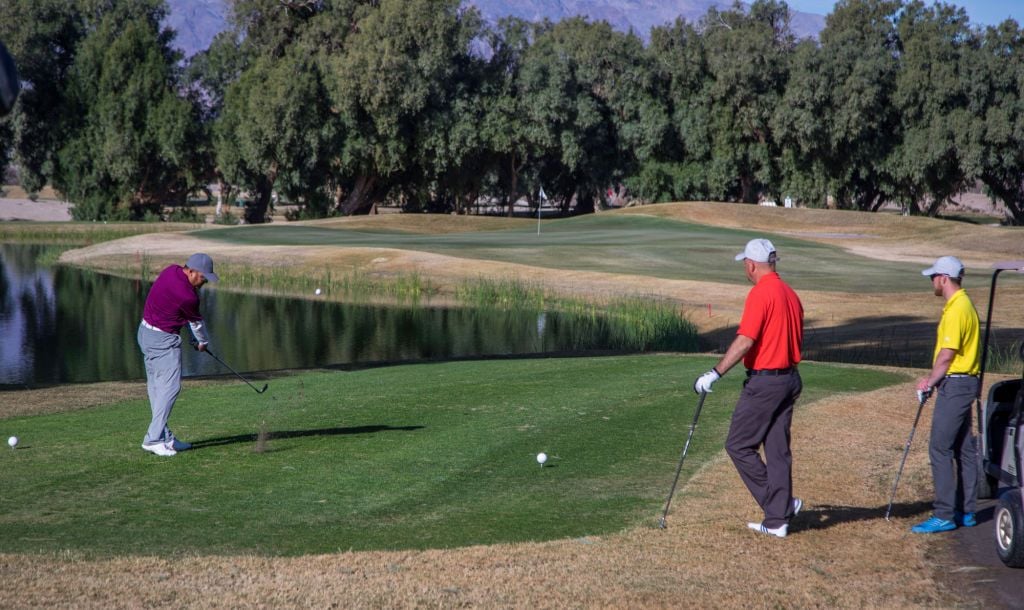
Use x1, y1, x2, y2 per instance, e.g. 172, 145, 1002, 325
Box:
196, 214, 923, 292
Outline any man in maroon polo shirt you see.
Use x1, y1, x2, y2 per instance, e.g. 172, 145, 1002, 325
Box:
693, 238, 805, 537
137, 253, 219, 457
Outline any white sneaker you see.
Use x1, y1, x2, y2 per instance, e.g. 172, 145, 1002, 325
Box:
748, 522, 788, 538
141, 441, 176, 457
171, 438, 192, 451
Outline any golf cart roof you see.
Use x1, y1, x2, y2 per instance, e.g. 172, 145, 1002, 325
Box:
990, 261, 1024, 272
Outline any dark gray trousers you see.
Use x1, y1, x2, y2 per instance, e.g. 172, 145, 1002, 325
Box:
929, 376, 979, 520
725, 372, 803, 528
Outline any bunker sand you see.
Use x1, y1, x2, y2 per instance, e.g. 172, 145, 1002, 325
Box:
0, 382, 985, 607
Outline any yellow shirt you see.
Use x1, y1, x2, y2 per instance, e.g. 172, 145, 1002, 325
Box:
933, 289, 981, 375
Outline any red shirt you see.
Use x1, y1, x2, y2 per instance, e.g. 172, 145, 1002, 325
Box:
142, 265, 203, 334
737, 272, 803, 370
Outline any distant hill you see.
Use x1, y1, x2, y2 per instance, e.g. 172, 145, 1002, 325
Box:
164, 0, 826, 57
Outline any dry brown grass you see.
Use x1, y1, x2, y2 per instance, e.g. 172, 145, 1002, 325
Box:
0, 379, 995, 608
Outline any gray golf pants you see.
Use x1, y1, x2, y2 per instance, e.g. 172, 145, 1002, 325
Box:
725, 372, 803, 529
929, 375, 980, 520
137, 323, 182, 445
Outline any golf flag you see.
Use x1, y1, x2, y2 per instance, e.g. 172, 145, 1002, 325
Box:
537, 187, 547, 235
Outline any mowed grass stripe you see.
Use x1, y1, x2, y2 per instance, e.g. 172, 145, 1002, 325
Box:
0, 355, 906, 557
195, 214, 924, 292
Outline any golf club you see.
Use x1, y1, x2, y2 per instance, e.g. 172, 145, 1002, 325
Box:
658, 390, 708, 529
885, 389, 930, 521
200, 345, 268, 394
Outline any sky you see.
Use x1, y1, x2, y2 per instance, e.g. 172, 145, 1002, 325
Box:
784, 0, 1024, 27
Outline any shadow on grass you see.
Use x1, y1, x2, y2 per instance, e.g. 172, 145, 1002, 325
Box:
795, 501, 932, 532
191, 424, 425, 449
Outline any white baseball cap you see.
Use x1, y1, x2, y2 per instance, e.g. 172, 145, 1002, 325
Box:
735, 238, 778, 263
921, 255, 964, 278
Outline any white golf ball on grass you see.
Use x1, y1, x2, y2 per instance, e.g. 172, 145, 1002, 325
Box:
537, 452, 547, 466
8, 436, 18, 449
315, 288, 322, 296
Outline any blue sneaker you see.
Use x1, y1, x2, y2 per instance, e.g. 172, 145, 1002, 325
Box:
911, 516, 956, 534
954, 511, 976, 527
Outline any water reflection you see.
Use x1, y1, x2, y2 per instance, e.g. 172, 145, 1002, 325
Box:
1, 244, 675, 386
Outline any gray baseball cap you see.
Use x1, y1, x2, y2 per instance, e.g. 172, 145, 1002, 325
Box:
186, 253, 219, 282
921, 255, 963, 279
735, 238, 778, 263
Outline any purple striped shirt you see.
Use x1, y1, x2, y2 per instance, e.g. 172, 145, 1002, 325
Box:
142, 265, 203, 334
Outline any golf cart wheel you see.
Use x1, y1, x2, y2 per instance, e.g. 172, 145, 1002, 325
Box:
995, 489, 1024, 568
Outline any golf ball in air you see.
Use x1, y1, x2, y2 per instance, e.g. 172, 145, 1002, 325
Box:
7, 436, 18, 448
537, 452, 547, 465
315, 288, 322, 295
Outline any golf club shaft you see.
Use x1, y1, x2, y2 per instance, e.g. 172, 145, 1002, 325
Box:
885, 395, 928, 520
659, 391, 708, 528
204, 348, 267, 394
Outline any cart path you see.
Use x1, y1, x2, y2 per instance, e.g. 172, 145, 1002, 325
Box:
947, 497, 1024, 609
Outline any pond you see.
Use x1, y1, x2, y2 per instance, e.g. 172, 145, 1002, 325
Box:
0, 244, 692, 387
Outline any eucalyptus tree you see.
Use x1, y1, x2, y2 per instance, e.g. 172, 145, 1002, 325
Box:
773, 0, 902, 210
960, 19, 1024, 224
324, 0, 482, 215
516, 17, 632, 214
638, 18, 710, 202
215, 48, 337, 222
889, 0, 973, 215
55, 5, 199, 220
695, 0, 796, 203
0, 0, 89, 195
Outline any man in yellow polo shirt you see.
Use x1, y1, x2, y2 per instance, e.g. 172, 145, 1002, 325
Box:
912, 256, 981, 533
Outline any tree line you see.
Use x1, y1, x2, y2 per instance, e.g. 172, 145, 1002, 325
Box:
1, 0, 1022, 224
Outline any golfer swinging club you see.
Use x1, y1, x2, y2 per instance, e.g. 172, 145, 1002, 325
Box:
137, 253, 219, 457
693, 238, 804, 538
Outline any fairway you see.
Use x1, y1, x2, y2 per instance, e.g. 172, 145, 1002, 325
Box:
196, 214, 925, 293
0, 355, 905, 557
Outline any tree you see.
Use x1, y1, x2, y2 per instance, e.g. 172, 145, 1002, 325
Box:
773, 0, 903, 210
324, 0, 482, 215
54, 9, 198, 220
960, 19, 1024, 224
215, 48, 337, 222
636, 17, 710, 202
0, 0, 89, 195
889, 0, 973, 215
517, 18, 629, 214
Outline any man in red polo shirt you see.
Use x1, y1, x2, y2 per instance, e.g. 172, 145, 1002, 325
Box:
693, 238, 804, 538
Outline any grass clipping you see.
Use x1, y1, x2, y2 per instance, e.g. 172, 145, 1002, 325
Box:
0, 381, 976, 608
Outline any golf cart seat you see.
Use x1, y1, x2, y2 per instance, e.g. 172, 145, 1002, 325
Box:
981, 379, 1022, 494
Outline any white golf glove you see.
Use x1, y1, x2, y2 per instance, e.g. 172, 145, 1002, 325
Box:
916, 388, 932, 404
693, 368, 721, 394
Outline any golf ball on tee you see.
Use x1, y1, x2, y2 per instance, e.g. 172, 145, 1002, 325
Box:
537, 452, 547, 465
8, 436, 18, 448
315, 288, 322, 295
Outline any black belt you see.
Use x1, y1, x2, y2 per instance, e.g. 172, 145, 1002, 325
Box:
746, 367, 795, 377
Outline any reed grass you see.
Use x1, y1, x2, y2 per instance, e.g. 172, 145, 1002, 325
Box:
985, 341, 1024, 375
0, 222, 205, 245
216, 265, 436, 305
456, 278, 699, 351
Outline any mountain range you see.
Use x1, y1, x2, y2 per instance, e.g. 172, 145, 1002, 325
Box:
164, 0, 827, 57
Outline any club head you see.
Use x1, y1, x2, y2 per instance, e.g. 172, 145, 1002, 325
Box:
657, 518, 667, 529
258, 384, 268, 394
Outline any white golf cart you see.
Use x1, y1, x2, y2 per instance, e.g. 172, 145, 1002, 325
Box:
976, 260, 1024, 568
